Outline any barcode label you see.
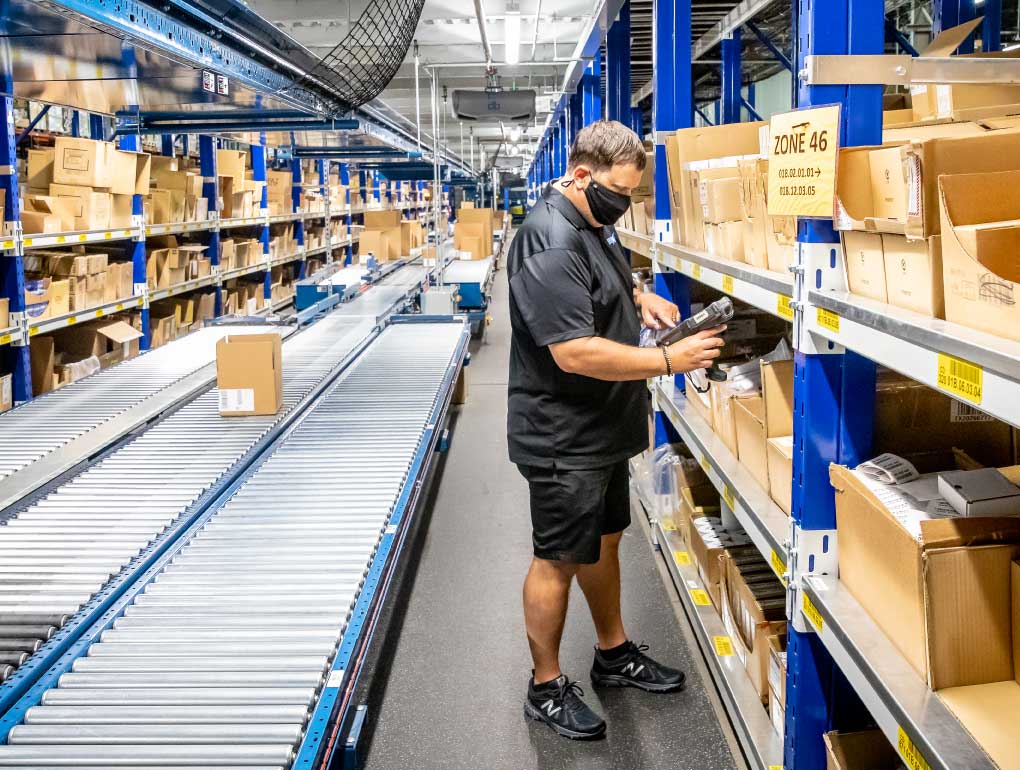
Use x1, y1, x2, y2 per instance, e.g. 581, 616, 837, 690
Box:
936, 353, 982, 405
721, 275, 734, 294
898, 727, 933, 770
950, 399, 991, 423
777, 294, 794, 320
713, 636, 734, 656
218, 388, 255, 414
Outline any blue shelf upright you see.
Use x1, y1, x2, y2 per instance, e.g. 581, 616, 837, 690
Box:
199, 135, 222, 317
251, 138, 271, 303
119, 131, 150, 350
784, 0, 884, 764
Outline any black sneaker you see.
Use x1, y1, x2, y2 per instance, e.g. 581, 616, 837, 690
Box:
524, 674, 607, 740
591, 641, 687, 693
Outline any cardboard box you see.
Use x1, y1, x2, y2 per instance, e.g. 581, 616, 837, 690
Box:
59, 319, 141, 361
364, 210, 402, 229
632, 152, 655, 200
266, 170, 293, 203
842, 231, 888, 302
216, 333, 283, 416
23, 195, 76, 233
686, 517, 727, 605
832, 462, 1020, 689
734, 396, 770, 492
48, 184, 112, 231
882, 234, 944, 318
939, 169, 1020, 341
457, 207, 495, 252
731, 360, 794, 500
702, 176, 743, 224
823, 730, 903, 770
29, 335, 55, 395
767, 633, 787, 710
53, 137, 112, 188
359, 228, 402, 262
715, 220, 745, 262
108, 149, 151, 196
765, 215, 798, 274
0, 373, 11, 413
766, 436, 794, 516
868, 145, 909, 221
26, 148, 54, 191
0, 297, 8, 329
216, 149, 247, 182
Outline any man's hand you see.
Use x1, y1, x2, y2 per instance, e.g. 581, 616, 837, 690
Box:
667, 326, 727, 372
636, 293, 679, 331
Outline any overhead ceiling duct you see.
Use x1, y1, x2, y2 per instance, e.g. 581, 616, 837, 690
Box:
452, 89, 537, 121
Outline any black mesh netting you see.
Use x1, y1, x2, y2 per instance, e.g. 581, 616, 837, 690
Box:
301, 0, 426, 114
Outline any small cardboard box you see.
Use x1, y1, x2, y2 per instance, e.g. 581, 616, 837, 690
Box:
364, 209, 402, 229
60, 319, 141, 361
53, 137, 112, 188
938, 169, 1020, 341
632, 152, 655, 200
0, 373, 12, 413
216, 333, 283, 416
108, 148, 151, 196
216, 149, 247, 182
26, 148, 54, 191
23, 195, 76, 233
734, 396, 770, 492
29, 335, 55, 395
702, 176, 743, 225
831, 463, 1020, 689
731, 360, 794, 499
766, 436, 794, 516
0, 297, 8, 329
823, 730, 902, 770
359, 228, 402, 262
767, 633, 787, 709
882, 234, 944, 318
842, 231, 888, 303
48, 184, 112, 230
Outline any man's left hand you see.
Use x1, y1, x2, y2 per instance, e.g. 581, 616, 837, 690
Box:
636, 293, 680, 331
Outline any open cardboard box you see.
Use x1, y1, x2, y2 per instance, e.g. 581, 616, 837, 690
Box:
832, 461, 1020, 690
938, 169, 1020, 341
732, 360, 794, 506
823, 730, 903, 770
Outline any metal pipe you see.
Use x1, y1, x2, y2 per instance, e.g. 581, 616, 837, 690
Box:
473, 0, 495, 66
531, 0, 544, 60
414, 41, 422, 151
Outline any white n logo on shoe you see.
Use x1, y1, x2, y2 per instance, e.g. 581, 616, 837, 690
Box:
542, 700, 562, 718
622, 662, 645, 677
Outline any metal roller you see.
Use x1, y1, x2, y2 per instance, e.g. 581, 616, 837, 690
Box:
0, 323, 467, 769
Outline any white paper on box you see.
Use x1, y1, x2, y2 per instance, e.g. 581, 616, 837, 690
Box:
218, 388, 255, 414
768, 652, 785, 694
0, 376, 10, 407
950, 400, 994, 423
906, 155, 922, 218
935, 84, 953, 118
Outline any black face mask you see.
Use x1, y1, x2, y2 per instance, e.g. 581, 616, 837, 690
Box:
561, 178, 631, 227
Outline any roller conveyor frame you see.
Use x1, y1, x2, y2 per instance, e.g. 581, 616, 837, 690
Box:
0, 318, 472, 770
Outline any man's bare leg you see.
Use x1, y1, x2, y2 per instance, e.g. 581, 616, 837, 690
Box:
576, 532, 627, 650
523, 557, 578, 683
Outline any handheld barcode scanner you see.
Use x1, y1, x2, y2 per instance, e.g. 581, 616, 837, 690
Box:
656, 297, 734, 382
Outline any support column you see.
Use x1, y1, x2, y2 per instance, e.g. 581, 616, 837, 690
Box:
0, 74, 30, 401
88, 114, 105, 140
341, 163, 353, 265
199, 136, 221, 317
581, 57, 602, 125
607, 2, 632, 126
120, 133, 149, 349
721, 30, 742, 124
161, 134, 174, 158
786, 0, 883, 764
250, 140, 271, 305
984, 0, 1002, 51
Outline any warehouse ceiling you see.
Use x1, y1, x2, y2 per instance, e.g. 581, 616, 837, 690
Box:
249, 0, 600, 177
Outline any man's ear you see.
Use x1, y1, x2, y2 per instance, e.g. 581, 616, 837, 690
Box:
572, 165, 591, 188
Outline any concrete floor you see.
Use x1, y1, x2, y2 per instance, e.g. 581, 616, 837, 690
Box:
361, 246, 742, 770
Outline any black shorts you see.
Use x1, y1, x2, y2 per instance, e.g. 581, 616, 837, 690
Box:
517, 461, 632, 564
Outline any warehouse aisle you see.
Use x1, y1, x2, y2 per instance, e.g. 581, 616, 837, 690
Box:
361, 246, 743, 770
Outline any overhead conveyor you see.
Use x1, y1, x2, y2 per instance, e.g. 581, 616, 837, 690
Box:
0, 313, 381, 687
0, 321, 469, 769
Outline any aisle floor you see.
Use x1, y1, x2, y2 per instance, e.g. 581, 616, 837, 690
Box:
361, 248, 743, 770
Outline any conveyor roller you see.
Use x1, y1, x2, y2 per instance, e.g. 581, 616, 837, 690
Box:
0, 314, 377, 681
0, 322, 466, 769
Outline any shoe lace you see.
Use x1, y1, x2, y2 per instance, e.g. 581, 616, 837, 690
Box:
558, 678, 588, 712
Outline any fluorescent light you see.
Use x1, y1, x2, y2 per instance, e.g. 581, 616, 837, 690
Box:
510, 126, 522, 142
505, 11, 521, 64
1006, 42, 1020, 51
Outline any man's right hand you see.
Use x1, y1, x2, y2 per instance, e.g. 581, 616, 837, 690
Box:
667, 326, 727, 373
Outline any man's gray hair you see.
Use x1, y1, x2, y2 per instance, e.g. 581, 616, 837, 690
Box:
566, 120, 647, 173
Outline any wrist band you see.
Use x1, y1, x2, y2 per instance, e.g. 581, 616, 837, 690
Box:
661, 345, 674, 376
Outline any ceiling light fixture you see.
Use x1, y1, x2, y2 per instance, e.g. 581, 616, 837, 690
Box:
505, 3, 521, 65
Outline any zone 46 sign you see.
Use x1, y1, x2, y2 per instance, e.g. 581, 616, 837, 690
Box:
766, 105, 841, 218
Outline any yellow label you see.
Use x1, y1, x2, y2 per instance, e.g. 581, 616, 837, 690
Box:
95, 309, 104, 318
802, 591, 824, 632
767, 105, 841, 217
66, 315, 77, 325
21, 238, 33, 247
713, 636, 735, 656
674, 550, 692, 566
777, 294, 794, 320
816, 307, 840, 333
2, 239, 16, 249
28, 326, 38, 337
691, 263, 702, 280
145, 228, 153, 236
721, 275, 734, 294
56, 235, 66, 243
936, 352, 982, 405
690, 589, 711, 606
723, 485, 735, 509
115, 303, 124, 311
700, 455, 711, 474
77, 234, 87, 242
770, 766, 784, 770
0, 333, 10, 345
897, 727, 932, 770
103, 232, 112, 239
771, 550, 788, 582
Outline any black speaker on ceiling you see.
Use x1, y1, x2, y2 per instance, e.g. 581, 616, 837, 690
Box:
452, 90, 537, 121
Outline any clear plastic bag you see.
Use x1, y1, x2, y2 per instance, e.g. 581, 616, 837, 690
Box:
647, 444, 682, 528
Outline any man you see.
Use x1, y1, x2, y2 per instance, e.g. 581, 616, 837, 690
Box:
507, 120, 726, 740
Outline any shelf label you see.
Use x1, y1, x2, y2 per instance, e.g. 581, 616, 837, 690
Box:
21, 238, 33, 247
2, 239, 15, 249
722, 485, 735, 509
713, 636, 735, 656
691, 262, 702, 280
0, 333, 10, 345
115, 303, 125, 311
897, 727, 933, 770
767, 104, 841, 217
28, 326, 39, 337
771, 550, 788, 584
721, 275, 734, 294
777, 294, 794, 320
66, 315, 77, 326
802, 591, 824, 632
936, 352, 982, 405
816, 307, 840, 333
673, 550, 692, 566
690, 588, 711, 606
700, 455, 711, 474
55, 235, 66, 243
95, 309, 104, 318
77, 234, 87, 242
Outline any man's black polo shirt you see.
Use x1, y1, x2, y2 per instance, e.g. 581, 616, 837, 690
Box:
507, 185, 647, 469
